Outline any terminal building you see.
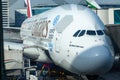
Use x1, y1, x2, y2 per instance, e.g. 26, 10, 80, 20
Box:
2, 0, 120, 27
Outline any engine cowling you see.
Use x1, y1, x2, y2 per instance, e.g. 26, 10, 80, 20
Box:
23, 47, 52, 63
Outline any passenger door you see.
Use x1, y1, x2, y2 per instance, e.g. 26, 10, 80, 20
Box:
55, 33, 62, 53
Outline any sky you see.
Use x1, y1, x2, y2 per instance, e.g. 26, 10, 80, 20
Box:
30, 0, 120, 6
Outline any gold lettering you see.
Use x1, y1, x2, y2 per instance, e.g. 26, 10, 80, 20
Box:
32, 20, 50, 38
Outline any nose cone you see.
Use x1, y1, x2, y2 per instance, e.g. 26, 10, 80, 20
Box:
72, 45, 114, 75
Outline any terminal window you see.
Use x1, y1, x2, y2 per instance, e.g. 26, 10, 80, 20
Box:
32, 8, 50, 15
114, 10, 120, 24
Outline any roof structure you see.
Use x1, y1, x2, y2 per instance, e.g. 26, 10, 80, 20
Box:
29, 0, 120, 7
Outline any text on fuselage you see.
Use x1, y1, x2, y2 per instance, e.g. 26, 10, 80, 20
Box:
32, 20, 50, 38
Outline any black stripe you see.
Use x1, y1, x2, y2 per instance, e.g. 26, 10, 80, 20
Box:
45, 50, 54, 62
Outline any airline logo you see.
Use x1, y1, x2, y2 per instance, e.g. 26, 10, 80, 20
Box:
53, 15, 60, 26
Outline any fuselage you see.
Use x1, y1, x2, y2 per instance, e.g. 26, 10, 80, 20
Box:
20, 4, 114, 75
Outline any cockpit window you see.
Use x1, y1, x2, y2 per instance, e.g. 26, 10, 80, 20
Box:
73, 30, 81, 37
78, 30, 85, 37
97, 30, 104, 35
103, 29, 110, 36
87, 30, 96, 35
73, 29, 105, 37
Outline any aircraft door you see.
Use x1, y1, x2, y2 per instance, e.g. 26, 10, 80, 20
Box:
55, 33, 62, 53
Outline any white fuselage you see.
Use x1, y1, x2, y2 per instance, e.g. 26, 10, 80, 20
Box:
20, 4, 114, 75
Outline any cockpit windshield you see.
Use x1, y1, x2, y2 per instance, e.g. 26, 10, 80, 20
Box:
78, 30, 85, 37
73, 30, 104, 37
73, 30, 81, 37
86, 30, 96, 35
97, 30, 104, 35
73, 30, 85, 37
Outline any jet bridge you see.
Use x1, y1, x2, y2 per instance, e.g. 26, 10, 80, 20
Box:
4, 43, 23, 76
4, 42, 39, 80
106, 24, 120, 69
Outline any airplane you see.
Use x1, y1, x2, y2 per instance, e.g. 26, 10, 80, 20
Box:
4, 0, 116, 78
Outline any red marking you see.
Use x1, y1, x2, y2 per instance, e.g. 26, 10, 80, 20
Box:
43, 64, 50, 69
4, 59, 14, 61
26, 0, 31, 18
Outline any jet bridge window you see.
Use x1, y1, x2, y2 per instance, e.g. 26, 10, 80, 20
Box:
86, 30, 96, 35
97, 30, 104, 35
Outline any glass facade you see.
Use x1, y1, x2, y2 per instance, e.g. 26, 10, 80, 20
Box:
15, 7, 53, 27
15, 11, 27, 27
114, 10, 120, 24
32, 7, 52, 15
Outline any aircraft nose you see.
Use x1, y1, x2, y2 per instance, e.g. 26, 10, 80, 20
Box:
72, 45, 114, 75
